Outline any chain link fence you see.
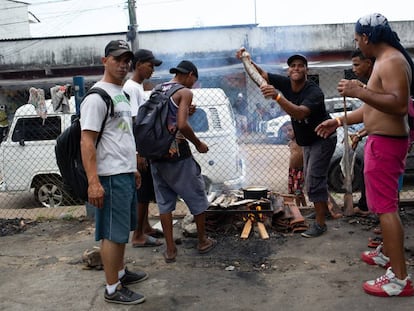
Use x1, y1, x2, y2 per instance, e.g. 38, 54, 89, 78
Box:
0, 63, 413, 219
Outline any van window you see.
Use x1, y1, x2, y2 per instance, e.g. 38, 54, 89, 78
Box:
12, 116, 62, 142
189, 108, 209, 132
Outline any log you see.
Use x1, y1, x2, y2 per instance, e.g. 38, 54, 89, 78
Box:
257, 222, 269, 239
240, 219, 252, 239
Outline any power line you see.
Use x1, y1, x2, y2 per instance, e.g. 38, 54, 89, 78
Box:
0, 1, 127, 28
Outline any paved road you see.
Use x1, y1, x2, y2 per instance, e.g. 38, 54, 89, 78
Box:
1, 211, 413, 310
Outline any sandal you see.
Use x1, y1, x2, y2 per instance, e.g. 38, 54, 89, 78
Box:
368, 236, 383, 248
373, 227, 382, 235
147, 228, 164, 238
198, 237, 217, 254
163, 249, 177, 263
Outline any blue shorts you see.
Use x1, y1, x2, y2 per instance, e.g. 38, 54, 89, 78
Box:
303, 135, 336, 203
150, 157, 208, 215
94, 173, 137, 243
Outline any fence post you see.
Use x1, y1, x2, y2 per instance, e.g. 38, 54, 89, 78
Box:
73, 76, 85, 115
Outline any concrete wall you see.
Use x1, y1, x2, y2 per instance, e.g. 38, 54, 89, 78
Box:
1, 21, 413, 73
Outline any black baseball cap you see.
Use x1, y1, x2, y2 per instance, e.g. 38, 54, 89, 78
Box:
169, 60, 198, 79
104, 40, 134, 58
134, 49, 162, 66
287, 54, 308, 67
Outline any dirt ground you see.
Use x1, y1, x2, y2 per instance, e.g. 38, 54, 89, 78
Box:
1, 206, 414, 311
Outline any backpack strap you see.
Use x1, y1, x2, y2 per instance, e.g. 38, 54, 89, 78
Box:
154, 82, 185, 98
164, 83, 185, 97
81, 87, 115, 146
83, 87, 115, 117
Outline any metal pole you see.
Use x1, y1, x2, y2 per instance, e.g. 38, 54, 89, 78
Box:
253, 0, 257, 24
127, 0, 139, 52
73, 76, 85, 116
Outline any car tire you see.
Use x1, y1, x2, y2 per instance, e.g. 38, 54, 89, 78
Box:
33, 175, 71, 207
328, 158, 363, 193
203, 175, 213, 194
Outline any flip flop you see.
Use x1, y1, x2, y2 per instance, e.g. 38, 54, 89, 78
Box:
163, 250, 177, 263
373, 227, 382, 235
353, 207, 370, 217
147, 229, 164, 238
132, 235, 163, 248
198, 237, 217, 254
368, 236, 383, 248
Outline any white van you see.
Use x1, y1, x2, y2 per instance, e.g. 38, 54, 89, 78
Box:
0, 88, 244, 207
188, 88, 245, 191
0, 100, 76, 207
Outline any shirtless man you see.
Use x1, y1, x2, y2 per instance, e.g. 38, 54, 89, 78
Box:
350, 49, 374, 214
316, 13, 414, 297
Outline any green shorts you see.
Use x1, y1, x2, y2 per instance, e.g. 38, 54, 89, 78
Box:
94, 173, 137, 243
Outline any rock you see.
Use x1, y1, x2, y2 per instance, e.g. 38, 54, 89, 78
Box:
82, 246, 103, 270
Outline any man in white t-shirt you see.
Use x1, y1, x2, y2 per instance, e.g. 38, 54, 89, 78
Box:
123, 49, 164, 248
80, 40, 147, 305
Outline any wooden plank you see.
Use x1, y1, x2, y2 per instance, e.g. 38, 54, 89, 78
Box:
240, 219, 252, 239
257, 222, 269, 239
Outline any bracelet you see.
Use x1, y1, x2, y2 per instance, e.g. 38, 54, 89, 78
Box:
356, 132, 361, 140
335, 117, 342, 127
274, 93, 282, 102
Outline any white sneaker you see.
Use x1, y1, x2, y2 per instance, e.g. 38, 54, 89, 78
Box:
363, 267, 414, 297
361, 244, 390, 268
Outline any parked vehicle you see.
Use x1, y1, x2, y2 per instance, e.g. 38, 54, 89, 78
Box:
327, 125, 364, 193
0, 101, 75, 207
263, 114, 290, 144
263, 97, 363, 144
329, 127, 414, 193
0, 88, 244, 207
262, 96, 367, 192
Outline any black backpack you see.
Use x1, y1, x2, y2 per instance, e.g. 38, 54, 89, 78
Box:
134, 83, 184, 159
55, 87, 114, 202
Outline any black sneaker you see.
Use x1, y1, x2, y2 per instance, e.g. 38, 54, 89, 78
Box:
301, 223, 327, 238
119, 266, 148, 285
306, 211, 331, 220
104, 284, 145, 305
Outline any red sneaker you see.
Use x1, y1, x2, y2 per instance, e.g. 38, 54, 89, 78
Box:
361, 244, 390, 268
363, 268, 414, 297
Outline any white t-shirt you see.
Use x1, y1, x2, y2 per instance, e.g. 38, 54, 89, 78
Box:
123, 79, 147, 118
80, 81, 136, 176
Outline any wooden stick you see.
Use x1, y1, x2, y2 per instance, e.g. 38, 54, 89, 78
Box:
257, 222, 269, 239
342, 96, 354, 216
240, 219, 252, 239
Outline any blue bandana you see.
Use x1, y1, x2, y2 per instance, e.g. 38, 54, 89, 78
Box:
355, 13, 414, 94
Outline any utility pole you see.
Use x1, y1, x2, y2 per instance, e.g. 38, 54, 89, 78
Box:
127, 0, 139, 52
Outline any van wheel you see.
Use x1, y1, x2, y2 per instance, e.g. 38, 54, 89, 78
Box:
328, 158, 363, 193
203, 175, 213, 194
34, 178, 67, 208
